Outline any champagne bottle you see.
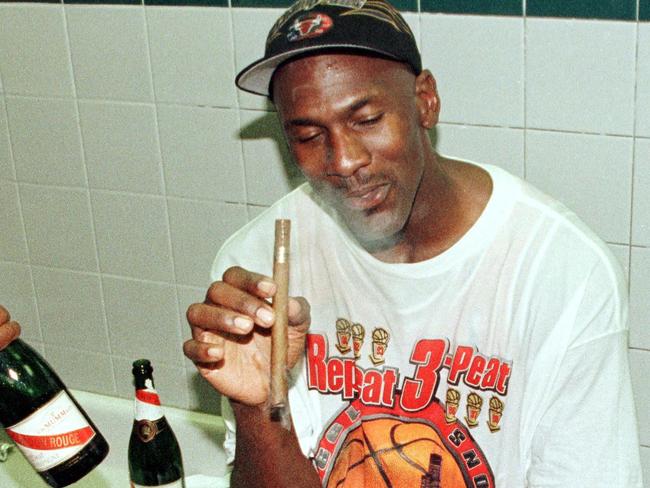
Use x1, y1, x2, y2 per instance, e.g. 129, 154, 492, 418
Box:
0, 339, 109, 487
128, 359, 185, 488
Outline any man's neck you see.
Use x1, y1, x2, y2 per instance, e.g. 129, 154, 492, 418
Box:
370, 156, 493, 264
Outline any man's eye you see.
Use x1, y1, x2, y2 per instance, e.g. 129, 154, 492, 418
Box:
358, 114, 383, 126
292, 131, 321, 143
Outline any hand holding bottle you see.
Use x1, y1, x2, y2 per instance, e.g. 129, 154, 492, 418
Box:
183, 266, 311, 406
0, 305, 21, 350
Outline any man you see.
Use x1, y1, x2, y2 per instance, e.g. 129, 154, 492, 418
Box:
184, 0, 643, 486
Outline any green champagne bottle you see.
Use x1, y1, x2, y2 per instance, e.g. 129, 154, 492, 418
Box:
0, 339, 109, 487
128, 359, 185, 488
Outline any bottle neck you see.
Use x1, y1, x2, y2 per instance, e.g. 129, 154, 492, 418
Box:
133, 376, 163, 421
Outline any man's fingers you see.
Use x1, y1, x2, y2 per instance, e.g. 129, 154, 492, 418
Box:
187, 301, 259, 335
0, 321, 20, 350
204, 281, 276, 329
0, 305, 10, 325
288, 296, 311, 329
222, 266, 277, 299
183, 338, 224, 364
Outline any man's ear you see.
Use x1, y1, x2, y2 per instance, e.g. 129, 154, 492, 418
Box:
415, 70, 440, 129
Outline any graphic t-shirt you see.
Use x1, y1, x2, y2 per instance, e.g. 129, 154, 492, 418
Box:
215, 163, 643, 487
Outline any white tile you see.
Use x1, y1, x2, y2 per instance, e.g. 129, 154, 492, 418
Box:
421, 15, 524, 127
32, 267, 109, 354
113, 355, 189, 409
168, 198, 247, 287
146, 6, 237, 108
525, 130, 632, 244
632, 139, 650, 247
0, 97, 14, 179
91, 190, 174, 282
0, 180, 28, 263
232, 8, 283, 110
435, 124, 525, 177
66, 5, 154, 102
629, 349, 650, 446
44, 344, 116, 394
636, 25, 650, 137
102, 276, 184, 367
20, 184, 99, 272
630, 247, 650, 351
526, 19, 636, 135
608, 243, 630, 284
0, 4, 74, 97
157, 105, 245, 202
78, 101, 163, 194
0, 261, 41, 342
240, 109, 304, 205
6, 97, 86, 187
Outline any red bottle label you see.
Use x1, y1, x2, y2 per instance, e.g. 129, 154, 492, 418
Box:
5, 391, 96, 471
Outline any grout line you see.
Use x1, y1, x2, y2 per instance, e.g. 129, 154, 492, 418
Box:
227, 2, 252, 221
522, 0, 528, 179
62, 1, 118, 393
142, 3, 188, 376
628, 17, 642, 290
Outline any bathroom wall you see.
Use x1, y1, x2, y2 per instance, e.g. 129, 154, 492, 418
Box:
0, 0, 648, 480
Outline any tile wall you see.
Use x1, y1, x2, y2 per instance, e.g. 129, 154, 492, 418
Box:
0, 0, 648, 481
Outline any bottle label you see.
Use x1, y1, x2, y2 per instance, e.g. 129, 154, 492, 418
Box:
135, 383, 164, 421
5, 391, 96, 471
130, 480, 184, 487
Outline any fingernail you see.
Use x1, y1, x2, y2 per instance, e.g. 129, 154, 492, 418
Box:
257, 280, 276, 295
234, 316, 253, 332
256, 307, 274, 325
207, 347, 221, 358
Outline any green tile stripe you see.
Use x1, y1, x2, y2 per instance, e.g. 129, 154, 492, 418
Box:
231, 0, 416, 10
421, 0, 521, 16
1, 0, 649, 20
641, 0, 650, 21
64, 0, 140, 4
526, 0, 636, 21
146, 0, 227, 5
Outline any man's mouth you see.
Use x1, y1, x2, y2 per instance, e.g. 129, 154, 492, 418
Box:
342, 183, 391, 211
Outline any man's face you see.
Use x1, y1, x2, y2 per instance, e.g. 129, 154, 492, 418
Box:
273, 53, 436, 248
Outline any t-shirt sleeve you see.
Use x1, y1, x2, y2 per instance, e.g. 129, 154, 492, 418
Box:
526, 254, 643, 487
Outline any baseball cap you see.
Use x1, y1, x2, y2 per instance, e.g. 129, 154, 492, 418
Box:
235, 0, 422, 97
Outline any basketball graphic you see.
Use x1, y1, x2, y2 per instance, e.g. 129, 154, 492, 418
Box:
325, 417, 466, 487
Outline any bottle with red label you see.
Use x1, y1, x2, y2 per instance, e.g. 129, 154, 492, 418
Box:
0, 339, 109, 487
128, 359, 185, 488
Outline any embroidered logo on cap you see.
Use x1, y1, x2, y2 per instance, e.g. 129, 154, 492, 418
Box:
287, 12, 333, 42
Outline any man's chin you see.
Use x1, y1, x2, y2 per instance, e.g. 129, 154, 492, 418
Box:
341, 212, 403, 251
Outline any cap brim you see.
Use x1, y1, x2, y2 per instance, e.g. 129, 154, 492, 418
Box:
235, 44, 403, 97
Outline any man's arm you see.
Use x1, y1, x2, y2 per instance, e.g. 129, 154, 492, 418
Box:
230, 403, 321, 488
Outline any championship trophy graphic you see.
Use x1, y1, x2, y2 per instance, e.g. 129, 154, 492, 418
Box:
486, 396, 505, 433
335, 318, 352, 354
464, 392, 483, 428
444, 388, 461, 424
351, 323, 365, 359
368, 328, 389, 365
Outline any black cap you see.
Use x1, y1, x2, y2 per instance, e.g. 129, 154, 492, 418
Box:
235, 0, 422, 97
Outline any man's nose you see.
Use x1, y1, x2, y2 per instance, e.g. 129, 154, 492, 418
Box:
327, 129, 371, 178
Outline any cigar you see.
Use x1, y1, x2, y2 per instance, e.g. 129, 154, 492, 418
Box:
270, 219, 291, 429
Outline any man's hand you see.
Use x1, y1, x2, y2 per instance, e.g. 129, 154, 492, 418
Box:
183, 266, 310, 406
0, 305, 21, 350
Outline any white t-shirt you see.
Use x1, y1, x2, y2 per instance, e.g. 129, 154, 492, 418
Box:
214, 163, 643, 487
